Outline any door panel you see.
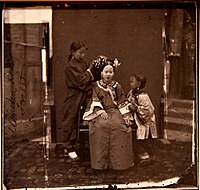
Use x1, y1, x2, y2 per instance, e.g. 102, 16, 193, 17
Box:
4, 24, 45, 132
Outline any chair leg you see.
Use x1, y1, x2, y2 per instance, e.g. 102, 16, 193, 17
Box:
78, 129, 90, 162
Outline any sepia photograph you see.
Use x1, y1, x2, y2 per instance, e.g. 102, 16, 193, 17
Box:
2, 1, 198, 189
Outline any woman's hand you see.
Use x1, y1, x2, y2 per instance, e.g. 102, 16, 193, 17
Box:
88, 60, 95, 71
82, 120, 89, 126
100, 112, 109, 119
124, 116, 133, 126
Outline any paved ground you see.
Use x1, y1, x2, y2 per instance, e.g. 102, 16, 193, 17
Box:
3, 123, 197, 189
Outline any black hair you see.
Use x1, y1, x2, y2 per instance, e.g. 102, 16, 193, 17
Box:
100, 60, 116, 72
68, 41, 87, 62
130, 73, 146, 90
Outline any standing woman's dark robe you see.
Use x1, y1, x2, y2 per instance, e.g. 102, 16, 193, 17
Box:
62, 58, 93, 143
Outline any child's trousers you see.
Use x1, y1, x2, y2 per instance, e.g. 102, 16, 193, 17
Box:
132, 130, 155, 161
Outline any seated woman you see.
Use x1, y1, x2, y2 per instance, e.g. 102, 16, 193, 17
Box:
83, 56, 134, 171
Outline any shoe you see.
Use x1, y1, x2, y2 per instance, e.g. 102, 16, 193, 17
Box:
68, 151, 80, 161
139, 158, 151, 164
131, 162, 135, 167
63, 148, 68, 157
135, 158, 151, 166
138, 152, 150, 160
136, 152, 151, 166
137, 155, 156, 166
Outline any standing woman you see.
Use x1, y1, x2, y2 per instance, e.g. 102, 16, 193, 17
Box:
62, 41, 94, 160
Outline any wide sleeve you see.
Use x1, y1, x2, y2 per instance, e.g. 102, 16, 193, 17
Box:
83, 87, 105, 121
65, 63, 93, 90
127, 90, 133, 102
116, 84, 132, 116
136, 94, 155, 121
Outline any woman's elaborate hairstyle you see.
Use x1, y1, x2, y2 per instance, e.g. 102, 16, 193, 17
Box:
68, 41, 87, 62
93, 55, 121, 71
91, 55, 121, 81
130, 73, 147, 90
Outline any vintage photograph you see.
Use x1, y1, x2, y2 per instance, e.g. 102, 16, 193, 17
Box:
2, 1, 198, 189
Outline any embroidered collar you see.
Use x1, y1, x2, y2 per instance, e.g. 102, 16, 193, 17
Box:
98, 80, 117, 89
97, 80, 118, 105
131, 89, 145, 96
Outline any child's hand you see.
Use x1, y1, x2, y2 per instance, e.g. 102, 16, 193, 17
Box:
100, 112, 109, 119
129, 104, 137, 111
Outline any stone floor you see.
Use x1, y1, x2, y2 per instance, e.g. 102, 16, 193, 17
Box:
3, 126, 197, 189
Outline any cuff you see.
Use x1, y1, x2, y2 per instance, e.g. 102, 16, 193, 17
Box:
87, 69, 94, 80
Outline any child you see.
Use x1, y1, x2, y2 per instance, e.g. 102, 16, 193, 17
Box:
83, 56, 134, 171
61, 41, 95, 160
127, 73, 158, 164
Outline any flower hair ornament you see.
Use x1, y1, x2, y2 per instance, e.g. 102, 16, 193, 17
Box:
93, 55, 121, 70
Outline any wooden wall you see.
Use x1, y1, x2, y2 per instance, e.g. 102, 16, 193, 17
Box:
4, 24, 44, 135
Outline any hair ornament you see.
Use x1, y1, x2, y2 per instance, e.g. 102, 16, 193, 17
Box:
93, 55, 108, 68
113, 58, 121, 69
93, 55, 121, 70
